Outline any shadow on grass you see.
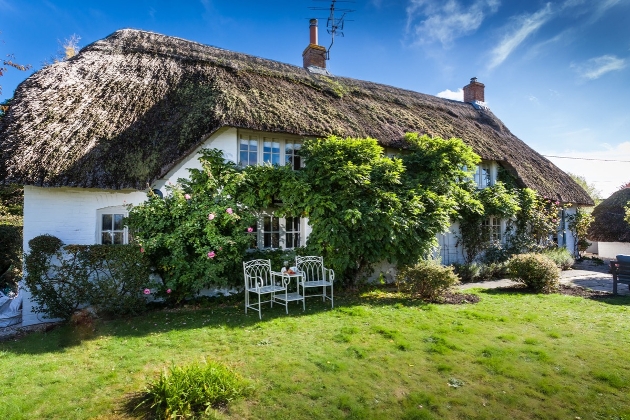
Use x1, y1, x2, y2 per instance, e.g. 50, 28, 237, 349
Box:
0, 287, 434, 355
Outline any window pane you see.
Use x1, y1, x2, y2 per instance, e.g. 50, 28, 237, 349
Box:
293, 233, 300, 248
249, 139, 258, 150
293, 156, 301, 170
249, 152, 257, 165
101, 232, 112, 245
271, 217, 279, 231
264, 233, 271, 248
239, 139, 249, 151
272, 153, 280, 165
285, 143, 293, 155
271, 233, 279, 248
113, 214, 124, 231
113, 232, 124, 244
264, 216, 271, 232
286, 233, 294, 249
239, 151, 249, 166
102, 214, 112, 230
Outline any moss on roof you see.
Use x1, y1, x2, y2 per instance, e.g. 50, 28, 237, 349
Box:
587, 188, 630, 242
0, 29, 593, 205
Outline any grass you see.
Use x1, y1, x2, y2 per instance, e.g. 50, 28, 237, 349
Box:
1, 288, 630, 419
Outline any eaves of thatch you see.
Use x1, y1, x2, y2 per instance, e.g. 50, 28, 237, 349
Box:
587, 188, 630, 242
0, 29, 593, 205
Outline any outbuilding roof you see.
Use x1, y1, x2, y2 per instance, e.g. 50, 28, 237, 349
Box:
587, 188, 630, 242
0, 29, 593, 205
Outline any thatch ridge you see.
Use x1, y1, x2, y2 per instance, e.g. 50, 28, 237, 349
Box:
0, 29, 593, 204
587, 188, 630, 242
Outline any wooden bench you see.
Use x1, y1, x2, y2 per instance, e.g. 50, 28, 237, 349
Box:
610, 255, 630, 294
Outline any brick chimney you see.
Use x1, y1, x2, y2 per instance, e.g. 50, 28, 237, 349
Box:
303, 19, 327, 69
463, 77, 485, 103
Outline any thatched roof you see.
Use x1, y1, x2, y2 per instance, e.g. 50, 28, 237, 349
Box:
587, 188, 630, 242
0, 29, 592, 205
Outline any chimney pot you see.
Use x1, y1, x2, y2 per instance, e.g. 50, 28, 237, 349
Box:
303, 18, 327, 70
310, 18, 318, 45
463, 77, 485, 103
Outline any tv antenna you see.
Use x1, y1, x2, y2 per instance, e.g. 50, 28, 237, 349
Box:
309, 0, 355, 60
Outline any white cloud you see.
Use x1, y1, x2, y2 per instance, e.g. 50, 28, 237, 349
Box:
406, 0, 500, 47
543, 142, 630, 198
588, 0, 629, 23
571, 55, 627, 80
488, 3, 553, 69
436, 88, 463, 101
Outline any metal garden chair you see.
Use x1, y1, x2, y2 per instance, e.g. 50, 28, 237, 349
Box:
295, 255, 335, 308
243, 259, 303, 319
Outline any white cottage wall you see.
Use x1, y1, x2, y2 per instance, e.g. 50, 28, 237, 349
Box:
597, 242, 630, 259
20, 128, 240, 326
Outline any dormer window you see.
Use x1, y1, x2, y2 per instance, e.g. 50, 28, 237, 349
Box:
239, 131, 303, 169
474, 162, 494, 189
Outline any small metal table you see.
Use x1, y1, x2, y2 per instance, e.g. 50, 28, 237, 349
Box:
272, 272, 305, 311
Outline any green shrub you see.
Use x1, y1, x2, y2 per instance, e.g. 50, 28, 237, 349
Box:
24, 235, 152, 320
452, 262, 481, 283
0, 224, 22, 292
397, 260, 460, 301
541, 247, 574, 271
136, 360, 252, 419
507, 253, 560, 293
478, 262, 508, 281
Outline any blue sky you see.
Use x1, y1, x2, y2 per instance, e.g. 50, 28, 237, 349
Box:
1, 0, 629, 198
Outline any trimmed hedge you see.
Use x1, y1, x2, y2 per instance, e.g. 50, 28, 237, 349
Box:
24, 235, 153, 320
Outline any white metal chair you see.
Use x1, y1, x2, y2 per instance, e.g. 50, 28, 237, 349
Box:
295, 256, 335, 308
243, 259, 303, 319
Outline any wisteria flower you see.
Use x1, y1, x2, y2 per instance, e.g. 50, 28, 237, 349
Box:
208, 251, 216, 259
208, 213, 215, 220
184, 194, 191, 200
247, 227, 253, 232
166, 289, 172, 294
143, 288, 151, 295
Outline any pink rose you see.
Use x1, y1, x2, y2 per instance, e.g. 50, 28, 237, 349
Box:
166, 289, 172, 294
555, 201, 560, 205
226, 208, 233, 214
247, 227, 253, 232
219, 247, 223, 251
208, 251, 216, 259
208, 213, 215, 220
143, 288, 151, 295
184, 194, 191, 200
140, 247, 145, 253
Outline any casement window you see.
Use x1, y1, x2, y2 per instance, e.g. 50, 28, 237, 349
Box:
482, 217, 502, 243
248, 214, 303, 250
474, 162, 494, 189
97, 207, 129, 244
239, 132, 303, 169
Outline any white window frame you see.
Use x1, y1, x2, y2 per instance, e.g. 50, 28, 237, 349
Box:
474, 161, 495, 189
96, 206, 129, 245
249, 211, 305, 250
482, 216, 503, 243
238, 130, 305, 169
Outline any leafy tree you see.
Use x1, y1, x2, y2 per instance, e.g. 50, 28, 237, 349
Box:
294, 134, 479, 283
568, 172, 602, 205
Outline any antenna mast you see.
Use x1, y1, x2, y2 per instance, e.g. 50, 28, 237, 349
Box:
309, 0, 354, 60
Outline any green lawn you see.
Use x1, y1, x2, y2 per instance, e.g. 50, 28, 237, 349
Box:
1, 288, 630, 419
